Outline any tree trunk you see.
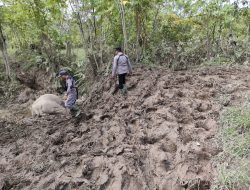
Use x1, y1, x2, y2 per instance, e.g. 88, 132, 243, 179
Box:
117, 0, 128, 53
40, 33, 56, 70
91, 5, 97, 38
100, 23, 104, 65
13, 27, 23, 50
70, 0, 99, 76
77, 13, 86, 45
206, 34, 211, 60
66, 41, 72, 58
87, 22, 99, 72
206, 18, 211, 60
0, 24, 11, 79
69, 0, 85, 47
135, 6, 142, 63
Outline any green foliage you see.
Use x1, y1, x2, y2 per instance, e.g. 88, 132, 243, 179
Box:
0, 0, 249, 90
55, 48, 86, 95
202, 56, 232, 66
161, 14, 194, 42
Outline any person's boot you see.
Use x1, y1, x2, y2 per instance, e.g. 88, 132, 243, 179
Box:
122, 84, 128, 95
70, 106, 81, 117
119, 89, 125, 96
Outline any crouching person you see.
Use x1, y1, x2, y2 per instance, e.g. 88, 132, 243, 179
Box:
58, 69, 81, 117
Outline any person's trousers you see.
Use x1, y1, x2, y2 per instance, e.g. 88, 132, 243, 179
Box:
65, 93, 77, 109
118, 73, 127, 89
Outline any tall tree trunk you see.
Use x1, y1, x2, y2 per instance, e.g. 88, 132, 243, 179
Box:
89, 3, 99, 70
70, 0, 99, 75
87, 22, 99, 72
13, 27, 23, 50
66, 41, 72, 58
135, 5, 142, 63
247, 21, 250, 62
40, 33, 56, 70
117, 0, 128, 53
0, 24, 11, 79
91, 2, 97, 38
100, 23, 104, 65
73, 0, 92, 55
206, 17, 211, 60
218, 24, 226, 55
77, 13, 86, 45
69, 0, 86, 52
206, 33, 211, 60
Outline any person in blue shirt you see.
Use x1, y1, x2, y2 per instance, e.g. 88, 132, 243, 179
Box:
58, 69, 80, 117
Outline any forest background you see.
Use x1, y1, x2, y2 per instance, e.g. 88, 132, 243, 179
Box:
0, 0, 249, 94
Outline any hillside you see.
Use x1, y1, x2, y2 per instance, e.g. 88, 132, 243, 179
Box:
1, 65, 250, 190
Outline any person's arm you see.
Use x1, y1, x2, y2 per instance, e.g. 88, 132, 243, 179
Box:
112, 56, 118, 77
66, 79, 72, 95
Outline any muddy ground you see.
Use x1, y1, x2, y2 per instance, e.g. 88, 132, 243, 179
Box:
1, 65, 250, 190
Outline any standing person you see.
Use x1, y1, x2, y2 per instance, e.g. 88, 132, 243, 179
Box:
112, 47, 132, 95
58, 69, 81, 117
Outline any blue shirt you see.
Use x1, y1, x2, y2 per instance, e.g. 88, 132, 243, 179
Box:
66, 76, 77, 95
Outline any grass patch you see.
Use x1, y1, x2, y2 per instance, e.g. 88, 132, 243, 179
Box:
201, 56, 232, 67
212, 102, 250, 190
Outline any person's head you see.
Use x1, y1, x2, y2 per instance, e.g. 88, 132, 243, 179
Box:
115, 47, 122, 55
58, 69, 68, 80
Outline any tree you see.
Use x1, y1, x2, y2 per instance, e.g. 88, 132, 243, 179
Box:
0, 5, 11, 79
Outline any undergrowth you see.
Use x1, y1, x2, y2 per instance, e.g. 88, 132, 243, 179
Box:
213, 101, 250, 190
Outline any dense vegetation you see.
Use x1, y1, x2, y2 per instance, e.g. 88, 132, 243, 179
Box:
0, 0, 249, 81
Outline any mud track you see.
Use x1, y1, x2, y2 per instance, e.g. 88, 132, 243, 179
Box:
1, 66, 250, 190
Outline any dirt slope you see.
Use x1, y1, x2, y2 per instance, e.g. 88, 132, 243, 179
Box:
1, 65, 250, 190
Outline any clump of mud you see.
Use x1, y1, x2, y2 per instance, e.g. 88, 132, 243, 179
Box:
1, 66, 250, 190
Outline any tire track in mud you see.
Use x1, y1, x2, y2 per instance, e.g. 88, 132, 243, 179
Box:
1, 66, 250, 190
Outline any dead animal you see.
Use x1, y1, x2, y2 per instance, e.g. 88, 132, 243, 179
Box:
31, 94, 66, 116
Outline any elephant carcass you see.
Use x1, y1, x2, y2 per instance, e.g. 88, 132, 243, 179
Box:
31, 94, 66, 116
